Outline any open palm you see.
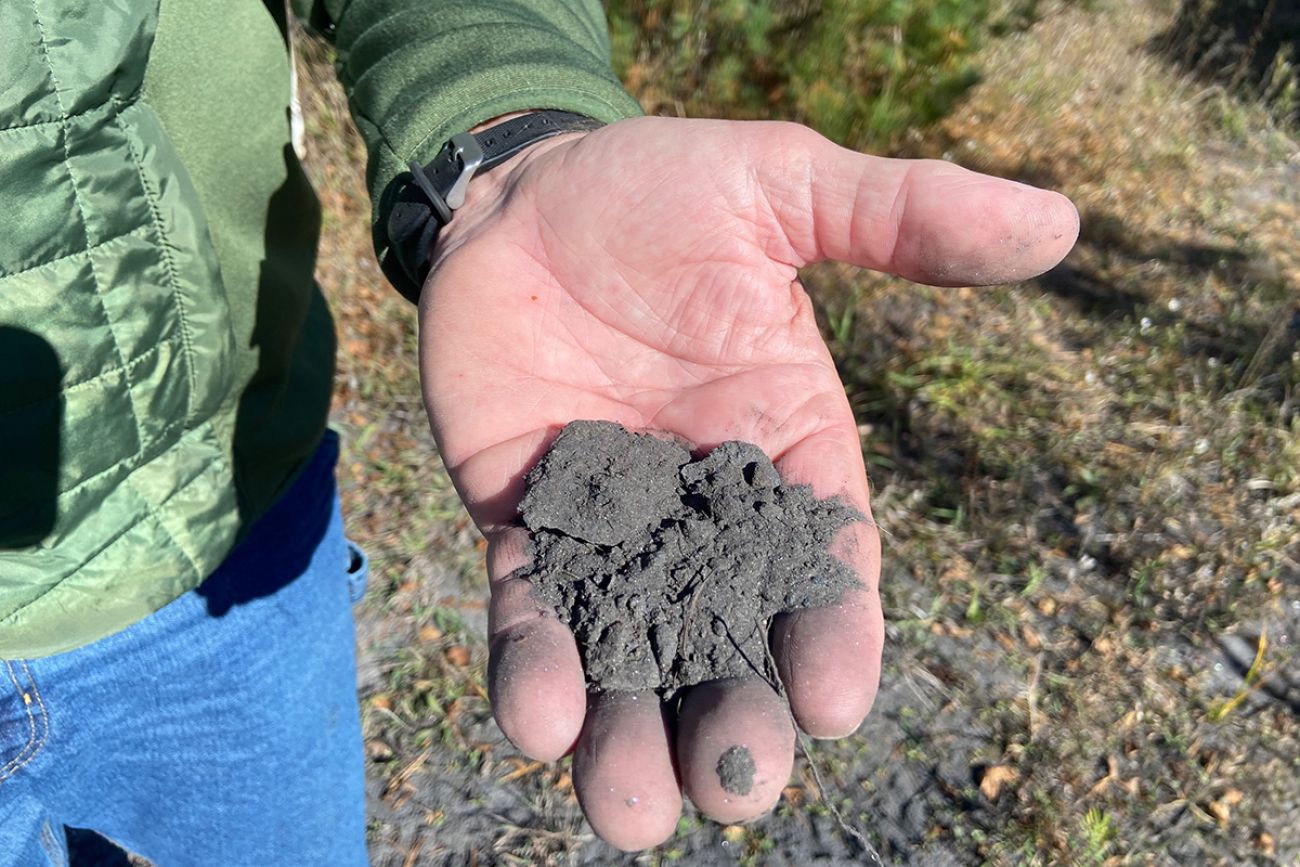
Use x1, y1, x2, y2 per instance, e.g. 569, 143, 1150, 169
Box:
417, 116, 1077, 849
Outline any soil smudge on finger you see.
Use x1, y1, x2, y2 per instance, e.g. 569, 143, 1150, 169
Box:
519, 420, 862, 694
716, 745, 757, 796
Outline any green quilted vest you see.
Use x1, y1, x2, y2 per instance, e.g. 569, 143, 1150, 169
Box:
0, 0, 334, 657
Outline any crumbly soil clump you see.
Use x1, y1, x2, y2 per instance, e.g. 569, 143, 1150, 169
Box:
519, 420, 862, 695
716, 746, 757, 795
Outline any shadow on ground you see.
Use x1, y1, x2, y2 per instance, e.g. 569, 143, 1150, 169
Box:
1151, 0, 1300, 129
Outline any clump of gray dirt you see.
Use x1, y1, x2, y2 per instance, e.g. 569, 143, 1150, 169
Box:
519, 420, 862, 695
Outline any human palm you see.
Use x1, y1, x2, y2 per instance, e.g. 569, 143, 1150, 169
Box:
417, 117, 1078, 849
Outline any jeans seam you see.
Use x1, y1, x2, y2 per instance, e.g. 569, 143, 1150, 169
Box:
0, 661, 50, 782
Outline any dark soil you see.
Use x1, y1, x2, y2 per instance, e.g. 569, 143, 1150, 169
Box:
716, 746, 757, 796
519, 421, 862, 695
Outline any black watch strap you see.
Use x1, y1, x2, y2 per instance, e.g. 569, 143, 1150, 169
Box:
384, 110, 604, 303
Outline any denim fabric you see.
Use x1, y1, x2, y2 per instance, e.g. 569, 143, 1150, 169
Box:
0, 432, 369, 866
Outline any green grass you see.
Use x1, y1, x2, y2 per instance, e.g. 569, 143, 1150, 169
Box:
609, 0, 998, 147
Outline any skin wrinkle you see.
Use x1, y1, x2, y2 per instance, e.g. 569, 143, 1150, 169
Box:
510, 310, 741, 407
612, 259, 696, 355
545, 295, 620, 393
447, 433, 550, 529
713, 310, 751, 371
672, 267, 767, 363
450, 363, 835, 508
776, 415, 862, 469
584, 150, 676, 247
644, 362, 841, 456
747, 143, 805, 270
442, 342, 845, 521
768, 391, 836, 458
839, 155, 868, 267
794, 129, 837, 262
428, 183, 510, 274
532, 217, 673, 363
557, 248, 753, 374
436, 135, 811, 447
785, 127, 826, 259
692, 129, 772, 241
480, 224, 657, 395
486, 527, 531, 585
495, 130, 816, 370
756, 279, 818, 352
573, 289, 612, 391
489, 578, 550, 635
517, 382, 557, 431
605, 253, 675, 323
883, 160, 915, 276
548, 296, 722, 396
612, 234, 785, 362
707, 259, 806, 361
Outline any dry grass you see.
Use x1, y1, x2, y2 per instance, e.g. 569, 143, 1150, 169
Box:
802, 1, 1299, 862
294, 1, 1299, 862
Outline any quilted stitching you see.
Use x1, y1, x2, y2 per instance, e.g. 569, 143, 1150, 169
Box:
114, 107, 199, 425
30, 0, 146, 463
0, 1, 243, 656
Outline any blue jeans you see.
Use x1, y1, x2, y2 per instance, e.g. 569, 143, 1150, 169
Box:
0, 432, 370, 866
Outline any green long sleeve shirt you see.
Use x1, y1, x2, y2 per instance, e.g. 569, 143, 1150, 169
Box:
0, 0, 641, 657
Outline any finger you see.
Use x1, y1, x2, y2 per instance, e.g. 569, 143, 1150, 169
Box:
769, 535, 882, 737
486, 527, 586, 761
675, 678, 795, 823
572, 691, 682, 851
437, 427, 555, 532
772, 425, 884, 738
747, 122, 1079, 285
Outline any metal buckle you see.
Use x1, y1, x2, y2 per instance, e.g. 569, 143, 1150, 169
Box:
444, 132, 485, 210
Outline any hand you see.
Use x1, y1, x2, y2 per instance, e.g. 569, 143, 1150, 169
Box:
418, 116, 1077, 849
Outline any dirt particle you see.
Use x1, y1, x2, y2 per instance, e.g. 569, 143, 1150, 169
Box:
716, 745, 756, 796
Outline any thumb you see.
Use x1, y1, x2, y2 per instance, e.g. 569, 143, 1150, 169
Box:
744, 122, 1079, 286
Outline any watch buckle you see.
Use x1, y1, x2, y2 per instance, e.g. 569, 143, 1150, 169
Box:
444, 132, 485, 210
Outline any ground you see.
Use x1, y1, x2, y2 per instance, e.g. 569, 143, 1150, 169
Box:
290, 1, 1298, 864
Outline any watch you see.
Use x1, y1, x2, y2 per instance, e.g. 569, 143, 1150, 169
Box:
382, 110, 605, 304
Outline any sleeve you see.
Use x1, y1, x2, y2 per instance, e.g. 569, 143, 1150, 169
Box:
293, 0, 645, 297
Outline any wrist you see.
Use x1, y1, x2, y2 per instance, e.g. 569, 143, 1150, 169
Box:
435, 129, 584, 247
424, 114, 596, 270
386, 110, 603, 303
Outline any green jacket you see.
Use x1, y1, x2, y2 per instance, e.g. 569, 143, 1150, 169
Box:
0, 0, 642, 657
